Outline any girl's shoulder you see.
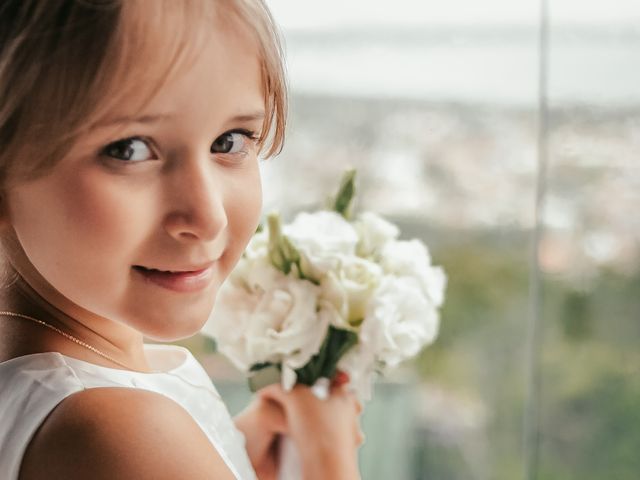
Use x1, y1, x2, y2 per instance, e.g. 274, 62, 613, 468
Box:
0, 352, 86, 479
18, 386, 236, 480
0, 346, 254, 480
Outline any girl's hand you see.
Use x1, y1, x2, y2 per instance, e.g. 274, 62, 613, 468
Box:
234, 394, 286, 480
258, 378, 364, 480
235, 374, 363, 480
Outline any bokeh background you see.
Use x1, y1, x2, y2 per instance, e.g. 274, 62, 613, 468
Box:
172, 1, 640, 478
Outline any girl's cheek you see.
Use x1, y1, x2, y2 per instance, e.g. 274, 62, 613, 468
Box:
241, 170, 263, 236
59, 172, 155, 247
226, 170, 262, 260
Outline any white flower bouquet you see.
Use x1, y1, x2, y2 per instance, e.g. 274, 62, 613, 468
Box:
202, 169, 446, 402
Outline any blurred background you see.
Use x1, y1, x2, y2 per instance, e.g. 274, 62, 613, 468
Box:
173, 1, 640, 478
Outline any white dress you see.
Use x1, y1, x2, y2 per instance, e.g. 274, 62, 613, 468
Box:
0, 343, 257, 480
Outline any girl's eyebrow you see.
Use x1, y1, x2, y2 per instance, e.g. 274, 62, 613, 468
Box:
93, 113, 174, 128
226, 111, 265, 123
94, 111, 265, 129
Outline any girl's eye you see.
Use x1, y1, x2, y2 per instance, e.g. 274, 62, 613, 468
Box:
100, 137, 154, 162
211, 130, 257, 155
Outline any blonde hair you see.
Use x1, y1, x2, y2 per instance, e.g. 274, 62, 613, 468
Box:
0, 0, 287, 186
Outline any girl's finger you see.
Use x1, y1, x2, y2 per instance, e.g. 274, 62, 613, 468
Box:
260, 396, 288, 434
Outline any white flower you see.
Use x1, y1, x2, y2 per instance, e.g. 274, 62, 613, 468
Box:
355, 212, 400, 257
244, 229, 269, 261
319, 256, 383, 329
337, 344, 377, 402
203, 263, 329, 390
227, 232, 270, 287
283, 211, 359, 280
361, 275, 439, 369
380, 240, 447, 307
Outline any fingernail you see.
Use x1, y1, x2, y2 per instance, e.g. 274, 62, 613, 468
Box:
333, 370, 350, 386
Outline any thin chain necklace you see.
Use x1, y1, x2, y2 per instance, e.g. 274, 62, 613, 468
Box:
0, 311, 134, 371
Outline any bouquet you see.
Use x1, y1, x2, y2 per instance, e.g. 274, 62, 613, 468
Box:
203, 169, 446, 400
202, 169, 446, 477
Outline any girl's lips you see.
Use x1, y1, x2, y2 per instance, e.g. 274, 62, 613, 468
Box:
133, 265, 214, 293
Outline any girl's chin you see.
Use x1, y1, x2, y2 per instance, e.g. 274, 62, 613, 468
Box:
137, 309, 214, 342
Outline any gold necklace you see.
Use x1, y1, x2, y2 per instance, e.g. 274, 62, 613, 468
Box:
0, 311, 134, 371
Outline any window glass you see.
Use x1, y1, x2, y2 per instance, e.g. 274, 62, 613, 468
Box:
537, 2, 640, 478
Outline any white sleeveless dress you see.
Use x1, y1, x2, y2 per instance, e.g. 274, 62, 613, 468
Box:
0, 343, 257, 480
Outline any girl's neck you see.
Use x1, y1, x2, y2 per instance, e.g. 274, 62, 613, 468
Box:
0, 275, 152, 371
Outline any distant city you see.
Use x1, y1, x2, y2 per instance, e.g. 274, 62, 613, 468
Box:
257, 21, 639, 281
261, 93, 638, 279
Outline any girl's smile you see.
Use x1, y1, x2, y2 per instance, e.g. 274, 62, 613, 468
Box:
132, 262, 216, 293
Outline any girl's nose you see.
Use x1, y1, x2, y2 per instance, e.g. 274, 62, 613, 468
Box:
162, 155, 228, 243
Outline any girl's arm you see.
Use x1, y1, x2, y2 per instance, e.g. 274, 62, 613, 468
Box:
19, 388, 235, 480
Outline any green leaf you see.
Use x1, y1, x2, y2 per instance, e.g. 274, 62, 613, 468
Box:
267, 212, 304, 277
249, 361, 276, 372
294, 326, 359, 386
267, 213, 289, 273
319, 327, 359, 379
331, 169, 357, 219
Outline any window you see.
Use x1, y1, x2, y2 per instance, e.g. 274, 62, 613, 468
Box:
182, 2, 640, 477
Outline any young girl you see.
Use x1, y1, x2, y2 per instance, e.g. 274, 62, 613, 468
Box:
0, 1, 362, 479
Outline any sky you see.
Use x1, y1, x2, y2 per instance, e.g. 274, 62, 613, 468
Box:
266, 0, 640, 30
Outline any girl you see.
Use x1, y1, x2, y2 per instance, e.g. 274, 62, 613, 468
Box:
0, 1, 362, 479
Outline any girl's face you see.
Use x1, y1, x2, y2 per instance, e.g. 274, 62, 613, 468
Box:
3, 23, 264, 341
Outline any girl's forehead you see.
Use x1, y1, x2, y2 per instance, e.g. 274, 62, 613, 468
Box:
88, 6, 264, 131
116, 0, 260, 71
106, 43, 263, 128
